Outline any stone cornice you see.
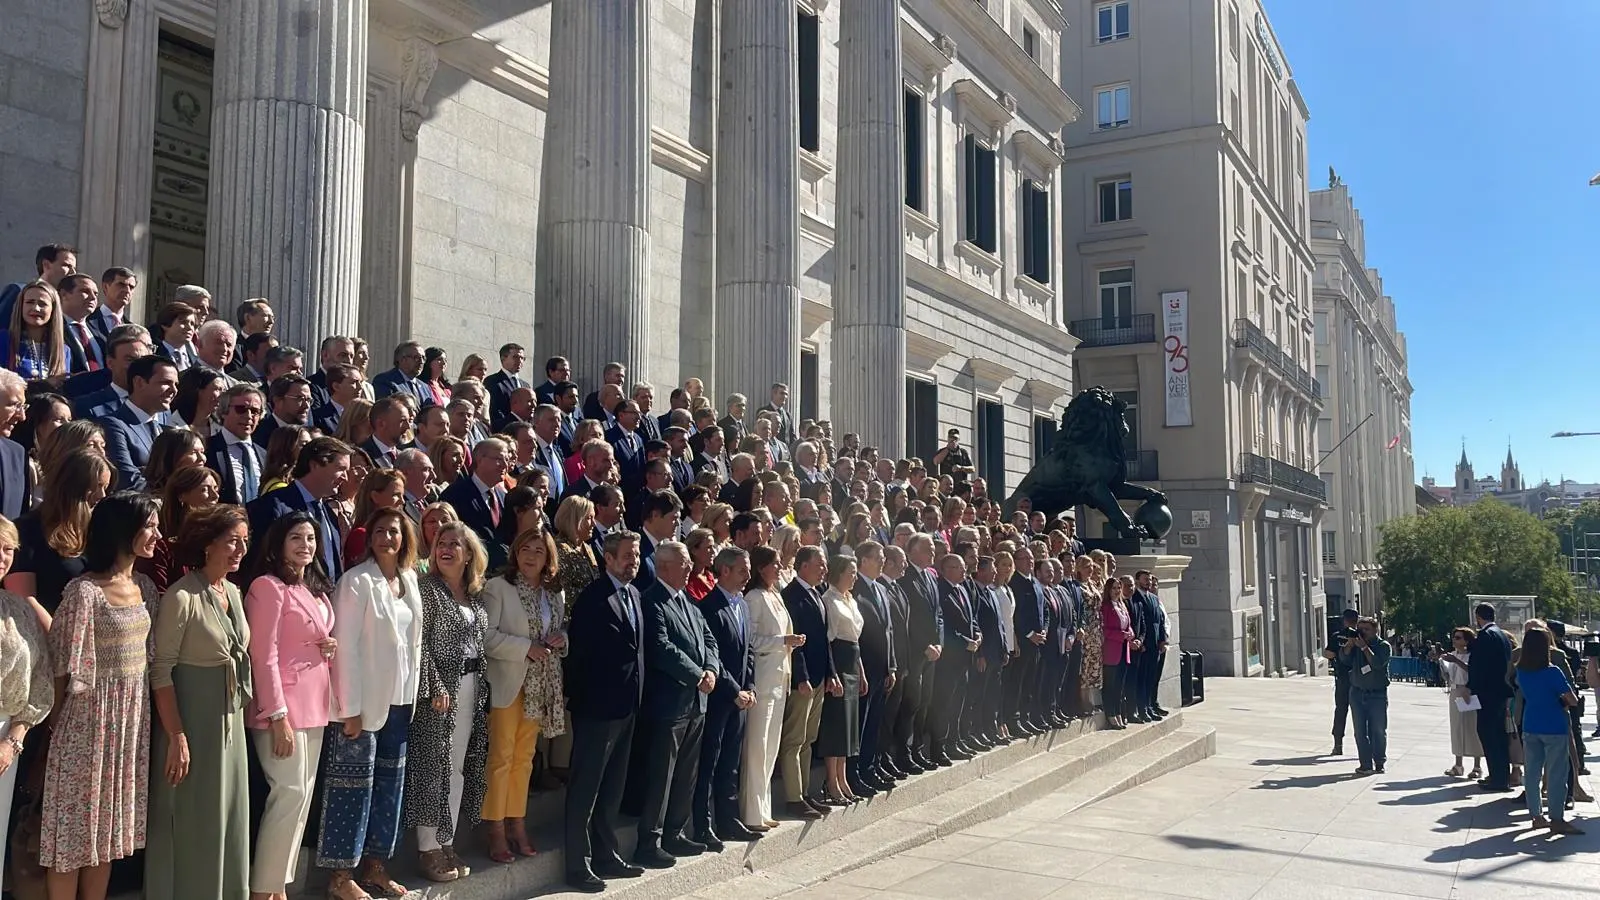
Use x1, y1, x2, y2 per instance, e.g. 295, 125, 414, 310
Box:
1025, 378, 1068, 410
952, 78, 1015, 131
937, 0, 1080, 126
967, 355, 1018, 392
1010, 130, 1062, 172
902, 27, 954, 86
905, 329, 955, 373
907, 256, 1078, 354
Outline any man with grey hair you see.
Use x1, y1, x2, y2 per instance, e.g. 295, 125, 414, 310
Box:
172, 284, 213, 321
207, 382, 266, 505
0, 368, 32, 519
236, 297, 275, 336
635, 538, 721, 867
693, 546, 758, 846
194, 319, 239, 385
307, 334, 354, 409
632, 381, 662, 443
439, 436, 510, 538
718, 392, 747, 448
395, 448, 435, 522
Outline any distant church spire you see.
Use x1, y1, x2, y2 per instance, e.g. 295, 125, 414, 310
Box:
1501, 442, 1521, 493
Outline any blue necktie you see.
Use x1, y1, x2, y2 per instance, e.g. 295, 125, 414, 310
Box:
237, 444, 259, 503
314, 501, 338, 575
622, 585, 638, 632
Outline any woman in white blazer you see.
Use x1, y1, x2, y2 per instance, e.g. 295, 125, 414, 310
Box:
479, 527, 567, 863
316, 508, 425, 900
741, 545, 805, 831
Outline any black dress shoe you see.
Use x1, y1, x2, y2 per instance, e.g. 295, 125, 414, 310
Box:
900, 756, 927, 775
663, 835, 706, 857
786, 800, 822, 820
805, 795, 835, 814
565, 870, 607, 893
870, 772, 897, 791
947, 744, 974, 760
1331, 741, 1343, 756
930, 752, 954, 767
690, 831, 726, 852
1129, 714, 1149, 724
881, 761, 908, 779
593, 856, 644, 878
848, 780, 878, 799
969, 735, 994, 749
716, 823, 761, 842
633, 845, 677, 869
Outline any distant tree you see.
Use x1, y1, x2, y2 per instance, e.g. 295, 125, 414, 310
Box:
1378, 500, 1575, 639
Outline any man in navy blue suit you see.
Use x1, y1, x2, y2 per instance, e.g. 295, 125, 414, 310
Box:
207, 383, 267, 506
851, 541, 898, 796
533, 354, 569, 406
582, 361, 628, 421
438, 437, 510, 542
89, 266, 137, 341
482, 342, 528, 428
0, 370, 34, 520
894, 534, 944, 771
69, 326, 151, 416
631, 489, 682, 593
311, 363, 363, 434
56, 273, 105, 374
606, 400, 647, 493
370, 340, 433, 408
693, 547, 759, 846
245, 436, 353, 582
305, 335, 354, 409
97, 355, 178, 491
552, 380, 582, 452
564, 532, 647, 892
932, 554, 981, 765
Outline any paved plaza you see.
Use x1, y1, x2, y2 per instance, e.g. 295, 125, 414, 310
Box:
705, 677, 1600, 900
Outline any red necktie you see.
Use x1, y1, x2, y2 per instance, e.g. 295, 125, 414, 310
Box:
74, 323, 99, 371
487, 489, 501, 527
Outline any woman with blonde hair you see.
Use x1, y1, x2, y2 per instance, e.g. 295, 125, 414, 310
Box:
480, 527, 566, 861
703, 502, 734, 547
772, 523, 802, 588
552, 496, 599, 617
416, 502, 460, 574
36, 418, 106, 483
334, 397, 373, 447
457, 353, 489, 384
685, 527, 718, 601
7, 448, 111, 613
0, 513, 53, 898
428, 434, 469, 488
0, 280, 67, 382
406, 522, 491, 882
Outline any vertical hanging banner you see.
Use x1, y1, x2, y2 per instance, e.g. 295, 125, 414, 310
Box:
1162, 290, 1192, 427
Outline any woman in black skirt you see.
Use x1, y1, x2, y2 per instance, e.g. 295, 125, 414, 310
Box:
817, 554, 867, 804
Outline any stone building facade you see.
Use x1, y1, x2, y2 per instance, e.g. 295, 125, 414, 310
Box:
1309, 183, 1414, 618
1056, 0, 1324, 676
1, 0, 1085, 491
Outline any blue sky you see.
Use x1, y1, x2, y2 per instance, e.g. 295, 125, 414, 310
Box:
1268, 1, 1600, 486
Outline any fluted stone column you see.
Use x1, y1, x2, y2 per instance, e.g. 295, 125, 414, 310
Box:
206, 0, 367, 353
535, 1, 651, 386
715, 1, 801, 413
831, 1, 907, 456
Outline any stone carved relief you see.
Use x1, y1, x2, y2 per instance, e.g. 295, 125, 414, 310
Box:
998, 91, 1017, 114
399, 37, 439, 142
96, 0, 130, 28
936, 34, 957, 60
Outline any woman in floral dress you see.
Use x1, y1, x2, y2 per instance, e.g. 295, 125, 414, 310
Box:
41, 492, 161, 899
1075, 555, 1107, 710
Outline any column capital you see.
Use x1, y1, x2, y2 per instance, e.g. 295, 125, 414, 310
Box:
399, 37, 439, 142
96, 0, 129, 28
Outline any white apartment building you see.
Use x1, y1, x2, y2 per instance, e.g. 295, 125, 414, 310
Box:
1058, 0, 1325, 676
1309, 184, 1415, 617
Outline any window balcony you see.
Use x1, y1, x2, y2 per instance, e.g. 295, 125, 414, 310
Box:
1238, 452, 1327, 503
1232, 318, 1322, 399
1069, 313, 1155, 347
1124, 448, 1159, 481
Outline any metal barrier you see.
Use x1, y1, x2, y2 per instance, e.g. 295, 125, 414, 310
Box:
1387, 656, 1435, 683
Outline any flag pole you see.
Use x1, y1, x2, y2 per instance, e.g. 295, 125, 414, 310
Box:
1315, 411, 1375, 470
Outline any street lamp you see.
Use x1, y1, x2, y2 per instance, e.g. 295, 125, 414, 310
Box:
1552, 431, 1600, 438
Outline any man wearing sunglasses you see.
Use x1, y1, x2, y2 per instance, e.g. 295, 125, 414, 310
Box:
208, 383, 268, 505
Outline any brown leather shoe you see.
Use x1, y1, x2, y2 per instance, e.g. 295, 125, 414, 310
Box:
326, 871, 372, 900
417, 848, 460, 883
355, 858, 408, 898
441, 844, 471, 877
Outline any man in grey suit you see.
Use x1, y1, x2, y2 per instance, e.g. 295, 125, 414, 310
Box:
635, 541, 722, 868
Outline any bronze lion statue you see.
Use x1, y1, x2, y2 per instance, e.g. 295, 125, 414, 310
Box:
1003, 386, 1169, 540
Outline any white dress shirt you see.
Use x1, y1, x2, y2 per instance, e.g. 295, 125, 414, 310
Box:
822, 586, 864, 643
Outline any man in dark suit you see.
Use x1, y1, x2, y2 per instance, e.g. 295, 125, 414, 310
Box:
244, 437, 353, 582
717, 453, 755, 508
0, 371, 34, 520
89, 265, 135, 341
777, 546, 836, 819
552, 380, 582, 452
564, 532, 648, 892
1009, 547, 1048, 734
529, 404, 568, 498
1469, 602, 1515, 792
311, 363, 362, 435
305, 335, 354, 409
438, 437, 509, 541
630, 489, 682, 593
582, 362, 628, 421
207, 383, 267, 506
533, 354, 569, 406
56, 273, 105, 374
97, 355, 179, 491
663, 427, 694, 494
1059, 513, 1086, 557
359, 394, 415, 468
894, 534, 943, 771
1127, 572, 1163, 723
932, 554, 981, 764
370, 341, 433, 408
852, 542, 898, 795
482, 342, 528, 427
632, 383, 663, 445
70, 325, 151, 417
876, 546, 913, 782
563, 441, 615, 501
716, 393, 747, 450
606, 400, 648, 492
756, 382, 795, 445
968, 556, 1011, 746
254, 374, 314, 450
693, 547, 759, 846
1053, 561, 1086, 723
634, 540, 721, 867
690, 425, 728, 483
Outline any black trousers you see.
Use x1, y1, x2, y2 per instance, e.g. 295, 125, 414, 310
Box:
933, 654, 970, 744
962, 661, 1000, 737
1145, 648, 1166, 710
1040, 650, 1066, 718
1001, 652, 1025, 727
897, 656, 938, 756
693, 699, 743, 835
565, 715, 636, 875
878, 676, 905, 762
1063, 644, 1085, 715
1014, 643, 1042, 723
854, 676, 886, 781
636, 711, 705, 851
1331, 674, 1351, 740
1477, 694, 1511, 787
1103, 662, 1126, 718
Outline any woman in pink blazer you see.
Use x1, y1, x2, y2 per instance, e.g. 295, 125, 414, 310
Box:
1099, 577, 1138, 731
244, 512, 338, 900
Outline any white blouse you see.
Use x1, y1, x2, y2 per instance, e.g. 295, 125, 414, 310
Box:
823, 587, 864, 643
1440, 650, 1471, 688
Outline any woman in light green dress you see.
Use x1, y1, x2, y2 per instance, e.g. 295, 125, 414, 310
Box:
147, 505, 254, 900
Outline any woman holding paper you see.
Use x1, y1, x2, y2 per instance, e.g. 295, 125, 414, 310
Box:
1437, 627, 1484, 779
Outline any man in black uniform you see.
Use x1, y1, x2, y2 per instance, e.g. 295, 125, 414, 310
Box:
1321, 608, 1361, 756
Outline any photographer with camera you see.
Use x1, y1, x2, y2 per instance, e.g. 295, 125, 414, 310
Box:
1339, 616, 1391, 775
1321, 608, 1361, 756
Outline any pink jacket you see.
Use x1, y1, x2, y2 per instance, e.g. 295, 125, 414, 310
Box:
245, 575, 336, 731
1100, 597, 1134, 666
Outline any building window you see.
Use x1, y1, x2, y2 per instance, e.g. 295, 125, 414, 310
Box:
1314, 311, 1328, 345
1113, 390, 1139, 455
1316, 365, 1330, 398
904, 90, 926, 211
962, 134, 998, 253
1228, 3, 1240, 58
1023, 25, 1039, 60
1095, 1, 1130, 43
798, 11, 821, 153
1021, 179, 1051, 284
1097, 177, 1132, 222
1094, 83, 1131, 130
1322, 531, 1337, 566
1033, 415, 1058, 465
977, 400, 1006, 493
799, 349, 819, 423
1316, 418, 1332, 450
1098, 266, 1134, 327
906, 378, 939, 464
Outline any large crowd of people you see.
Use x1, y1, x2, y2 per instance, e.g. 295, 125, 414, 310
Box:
0, 244, 1173, 899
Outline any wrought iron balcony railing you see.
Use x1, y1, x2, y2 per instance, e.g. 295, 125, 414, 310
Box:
1069, 314, 1156, 348
1238, 452, 1327, 503
1232, 318, 1322, 398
